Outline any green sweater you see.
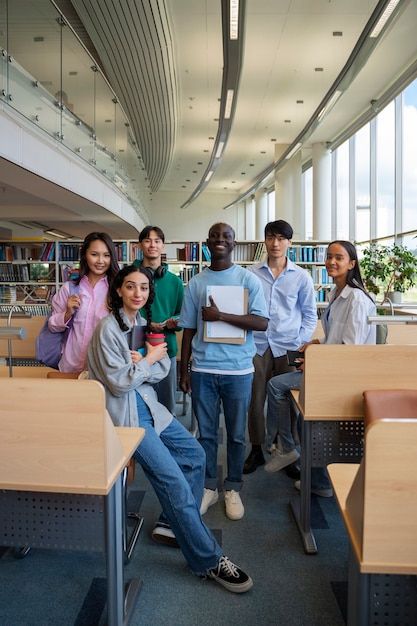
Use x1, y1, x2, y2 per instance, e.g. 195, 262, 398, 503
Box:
136, 265, 184, 357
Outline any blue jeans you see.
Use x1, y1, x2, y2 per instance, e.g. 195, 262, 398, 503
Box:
154, 356, 177, 416
267, 371, 331, 490
267, 370, 302, 453
133, 391, 222, 575
191, 372, 253, 492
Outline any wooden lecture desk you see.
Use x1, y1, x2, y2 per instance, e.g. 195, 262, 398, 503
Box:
0, 378, 144, 626
289, 344, 417, 554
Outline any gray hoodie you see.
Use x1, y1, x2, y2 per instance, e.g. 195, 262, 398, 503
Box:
88, 309, 172, 432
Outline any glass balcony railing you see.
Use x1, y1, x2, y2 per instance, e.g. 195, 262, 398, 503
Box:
0, 0, 148, 217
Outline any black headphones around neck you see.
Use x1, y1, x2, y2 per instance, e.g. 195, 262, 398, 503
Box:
149, 263, 168, 279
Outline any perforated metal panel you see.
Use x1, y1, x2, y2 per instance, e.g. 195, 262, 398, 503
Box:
369, 574, 417, 625
311, 420, 364, 465
0, 490, 105, 551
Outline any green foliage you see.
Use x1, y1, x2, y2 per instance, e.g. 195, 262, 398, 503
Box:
360, 243, 417, 301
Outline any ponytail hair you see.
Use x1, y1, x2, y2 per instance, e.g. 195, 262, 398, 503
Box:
108, 265, 154, 332
328, 240, 374, 302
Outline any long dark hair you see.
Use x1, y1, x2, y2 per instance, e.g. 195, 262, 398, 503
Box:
77, 232, 120, 284
328, 240, 374, 301
108, 265, 154, 332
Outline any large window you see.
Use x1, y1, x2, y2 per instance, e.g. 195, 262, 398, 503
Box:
355, 123, 370, 241
403, 81, 417, 232
376, 101, 395, 238
335, 141, 350, 239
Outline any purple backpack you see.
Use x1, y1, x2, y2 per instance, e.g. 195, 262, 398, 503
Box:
35, 282, 80, 368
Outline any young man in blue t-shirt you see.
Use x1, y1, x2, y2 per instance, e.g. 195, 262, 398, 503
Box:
179, 223, 268, 521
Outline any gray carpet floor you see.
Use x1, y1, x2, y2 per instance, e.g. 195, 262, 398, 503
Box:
0, 402, 348, 626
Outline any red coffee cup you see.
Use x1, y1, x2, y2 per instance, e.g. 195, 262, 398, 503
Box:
145, 332, 165, 346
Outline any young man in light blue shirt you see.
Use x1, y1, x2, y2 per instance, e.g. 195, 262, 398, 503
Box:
180, 223, 268, 521
243, 220, 317, 474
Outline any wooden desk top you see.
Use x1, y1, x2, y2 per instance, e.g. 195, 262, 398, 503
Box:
0, 379, 147, 496
0, 425, 144, 496
328, 463, 362, 564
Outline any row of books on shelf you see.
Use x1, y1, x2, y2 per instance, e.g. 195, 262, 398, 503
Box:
315, 288, 331, 303
306, 265, 332, 285
170, 265, 199, 283
176, 242, 199, 262
0, 284, 55, 304
0, 263, 56, 283
0, 242, 56, 261
287, 245, 327, 263
232, 242, 266, 262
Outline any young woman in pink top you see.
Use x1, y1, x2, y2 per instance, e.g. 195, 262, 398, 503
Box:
48, 232, 120, 372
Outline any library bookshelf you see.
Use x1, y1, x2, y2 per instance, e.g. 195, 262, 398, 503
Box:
0, 239, 332, 307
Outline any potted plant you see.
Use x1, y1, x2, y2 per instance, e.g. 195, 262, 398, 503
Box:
360, 243, 417, 304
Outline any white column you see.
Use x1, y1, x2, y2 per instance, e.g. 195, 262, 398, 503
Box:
235, 201, 246, 240
312, 142, 332, 240
275, 149, 302, 239
255, 189, 268, 239
245, 196, 255, 240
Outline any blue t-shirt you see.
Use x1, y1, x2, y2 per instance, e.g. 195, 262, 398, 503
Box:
179, 265, 268, 373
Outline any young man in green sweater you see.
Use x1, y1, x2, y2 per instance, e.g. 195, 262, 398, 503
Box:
135, 226, 184, 414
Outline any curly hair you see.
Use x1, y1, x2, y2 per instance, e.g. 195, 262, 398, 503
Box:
77, 232, 120, 284
108, 265, 154, 332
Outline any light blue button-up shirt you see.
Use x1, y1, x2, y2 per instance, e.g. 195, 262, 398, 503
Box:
250, 258, 317, 357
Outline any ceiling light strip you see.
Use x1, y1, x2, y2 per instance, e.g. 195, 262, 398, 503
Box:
230, 0, 239, 40
181, 0, 246, 209
221, 0, 407, 211
369, 0, 401, 37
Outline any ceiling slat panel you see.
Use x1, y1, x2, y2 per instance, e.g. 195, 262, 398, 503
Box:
71, 0, 177, 191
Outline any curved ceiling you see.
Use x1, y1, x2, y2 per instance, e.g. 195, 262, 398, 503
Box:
71, 0, 178, 192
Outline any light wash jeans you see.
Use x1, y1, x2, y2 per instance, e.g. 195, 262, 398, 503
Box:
267, 371, 331, 490
154, 356, 177, 416
191, 371, 253, 492
133, 391, 222, 575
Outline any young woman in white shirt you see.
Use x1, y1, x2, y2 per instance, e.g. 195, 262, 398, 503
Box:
264, 241, 376, 493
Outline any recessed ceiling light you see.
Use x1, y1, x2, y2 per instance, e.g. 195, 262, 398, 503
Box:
314, 67, 324, 72
270, 138, 276, 142
284, 119, 291, 123
333, 31, 343, 37
296, 100, 304, 104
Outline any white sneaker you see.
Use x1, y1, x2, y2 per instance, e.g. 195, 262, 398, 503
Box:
200, 488, 219, 515
224, 490, 244, 520
264, 448, 300, 473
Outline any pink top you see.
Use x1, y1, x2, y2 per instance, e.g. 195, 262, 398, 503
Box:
48, 275, 110, 372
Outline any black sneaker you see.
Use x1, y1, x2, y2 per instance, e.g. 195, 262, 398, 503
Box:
243, 447, 265, 474
151, 522, 179, 548
207, 556, 253, 593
